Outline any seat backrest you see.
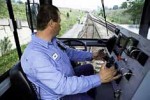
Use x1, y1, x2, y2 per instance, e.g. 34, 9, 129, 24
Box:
9, 62, 38, 100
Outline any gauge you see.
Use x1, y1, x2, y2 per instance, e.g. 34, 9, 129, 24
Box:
113, 34, 128, 56
125, 37, 139, 55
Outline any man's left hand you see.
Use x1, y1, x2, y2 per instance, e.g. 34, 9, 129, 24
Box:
92, 49, 106, 60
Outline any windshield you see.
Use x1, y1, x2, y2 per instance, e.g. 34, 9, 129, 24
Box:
53, 0, 147, 39
0, 0, 147, 75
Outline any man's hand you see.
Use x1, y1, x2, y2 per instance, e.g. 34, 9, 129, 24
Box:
99, 62, 121, 83
93, 49, 106, 60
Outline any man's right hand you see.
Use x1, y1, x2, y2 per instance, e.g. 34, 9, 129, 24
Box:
99, 62, 121, 83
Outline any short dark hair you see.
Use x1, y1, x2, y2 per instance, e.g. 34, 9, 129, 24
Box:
37, 5, 59, 30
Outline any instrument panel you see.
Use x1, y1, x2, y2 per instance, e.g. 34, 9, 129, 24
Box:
104, 33, 150, 100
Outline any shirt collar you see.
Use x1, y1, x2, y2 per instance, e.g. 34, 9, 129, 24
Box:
32, 34, 50, 48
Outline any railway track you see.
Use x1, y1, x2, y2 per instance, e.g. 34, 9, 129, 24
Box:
79, 13, 119, 39
89, 14, 116, 33
77, 13, 119, 54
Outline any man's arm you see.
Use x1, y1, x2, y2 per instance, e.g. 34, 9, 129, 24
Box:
27, 51, 101, 95
57, 40, 93, 61
65, 47, 107, 61
57, 40, 106, 61
66, 47, 93, 62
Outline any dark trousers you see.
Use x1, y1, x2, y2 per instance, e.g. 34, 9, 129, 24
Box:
74, 64, 94, 77
61, 64, 95, 100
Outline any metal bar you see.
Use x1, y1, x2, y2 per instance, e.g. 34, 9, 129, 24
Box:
91, 14, 116, 29
6, 0, 22, 59
27, 0, 34, 33
89, 13, 116, 32
101, 0, 109, 36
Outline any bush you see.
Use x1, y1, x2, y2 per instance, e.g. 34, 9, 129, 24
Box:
0, 37, 12, 56
106, 9, 132, 24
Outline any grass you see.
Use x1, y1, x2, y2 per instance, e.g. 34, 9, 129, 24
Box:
0, 3, 26, 20
105, 9, 132, 24
13, 4, 27, 20
58, 8, 84, 37
94, 9, 133, 24
0, 45, 26, 75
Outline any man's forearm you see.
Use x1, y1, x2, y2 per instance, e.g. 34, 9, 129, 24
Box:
66, 48, 93, 61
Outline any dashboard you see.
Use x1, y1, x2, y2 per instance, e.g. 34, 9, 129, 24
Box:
103, 32, 150, 100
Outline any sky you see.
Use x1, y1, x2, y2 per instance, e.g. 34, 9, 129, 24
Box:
53, 0, 127, 10
19, 0, 127, 10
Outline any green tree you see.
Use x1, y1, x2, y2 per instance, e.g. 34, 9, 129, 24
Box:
125, 0, 144, 24
0, 0, 8, 18
121, 2, 128, 9
96, 6, 104, 17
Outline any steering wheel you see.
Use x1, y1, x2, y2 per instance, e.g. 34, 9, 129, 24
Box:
63, 39, 87, 51
63, 39, 87, 67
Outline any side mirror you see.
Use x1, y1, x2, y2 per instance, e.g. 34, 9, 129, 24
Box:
25, 3, 39, 29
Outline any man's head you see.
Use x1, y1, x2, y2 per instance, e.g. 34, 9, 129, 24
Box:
37, 5, 61, 37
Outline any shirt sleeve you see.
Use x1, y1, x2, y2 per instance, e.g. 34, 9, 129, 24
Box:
65, 47, 93, 62
32, 51, 101, 95
57, 39, 93, 61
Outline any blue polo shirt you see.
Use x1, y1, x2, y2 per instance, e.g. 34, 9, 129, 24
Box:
21, 34, 101, 100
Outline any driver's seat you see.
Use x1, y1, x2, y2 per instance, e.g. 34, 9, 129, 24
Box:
9, 62, 38, 100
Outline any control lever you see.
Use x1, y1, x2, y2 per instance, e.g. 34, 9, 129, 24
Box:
114, 89, 122, 99
103, 56, 123, 84
103, 56, 124, 84
106, 57, 115, 68
123, 70, 133, 81
103, 56, 115, 68
119, 68, 133, 81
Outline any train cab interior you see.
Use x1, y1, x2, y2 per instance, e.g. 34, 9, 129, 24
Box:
0, 0, 150, 100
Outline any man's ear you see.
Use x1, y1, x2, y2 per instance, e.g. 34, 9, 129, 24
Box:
48, 19, 54, 27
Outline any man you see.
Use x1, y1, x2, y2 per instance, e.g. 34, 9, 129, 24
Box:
21, 5, 120, 100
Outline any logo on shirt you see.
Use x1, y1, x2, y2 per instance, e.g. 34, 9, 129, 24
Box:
52, 53, 58, 60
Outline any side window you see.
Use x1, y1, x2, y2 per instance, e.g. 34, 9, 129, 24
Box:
94, 0, 145, 38
0, 1, 30, 75
0, 1, 18, 75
